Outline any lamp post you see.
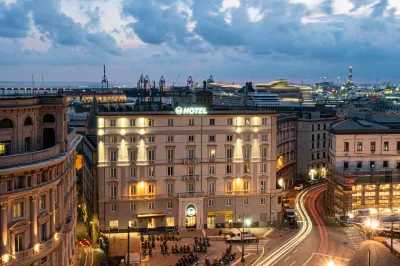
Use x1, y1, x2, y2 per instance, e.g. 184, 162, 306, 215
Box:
365, 218, 379, 239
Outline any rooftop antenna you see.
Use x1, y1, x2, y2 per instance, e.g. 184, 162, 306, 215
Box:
159, 76, 165, 110
101, 64, 108, 92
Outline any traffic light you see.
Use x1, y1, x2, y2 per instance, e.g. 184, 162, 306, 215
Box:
284, 219, 288, 223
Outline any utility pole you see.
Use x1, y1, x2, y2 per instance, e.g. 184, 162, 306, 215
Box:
391, 175, 394, 253
241, 213, 245, 266
368, 250, 370, 266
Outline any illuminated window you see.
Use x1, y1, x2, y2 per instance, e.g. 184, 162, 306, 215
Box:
166, 217, 174, 227
110, 220, 118, 229
109, 136, 117, 143
0, 140, 11, 156
384, 142, 389, 151
13, 202, 23, 219
344, 142, 349, 152
245, 118, 250, 125
130, 119, 136, 126
148, 166, 155, 177
357, 142, 363, 151
244, 164, 250, 174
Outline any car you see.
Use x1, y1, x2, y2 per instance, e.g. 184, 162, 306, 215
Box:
225, 232, 257, 243
294, 184, 304, 191
285, 209, 296, 219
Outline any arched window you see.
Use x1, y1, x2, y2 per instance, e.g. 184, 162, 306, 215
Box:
43, 114, 55, 123
0, 118, 14, 129
24, 116, 33, 126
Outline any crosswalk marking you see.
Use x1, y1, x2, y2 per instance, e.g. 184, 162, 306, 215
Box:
345, 231, 366, 250
245, 239, 269, 251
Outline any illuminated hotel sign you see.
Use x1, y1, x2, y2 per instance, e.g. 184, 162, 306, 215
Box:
175, 107, 207, 115
186, 204, 196, 217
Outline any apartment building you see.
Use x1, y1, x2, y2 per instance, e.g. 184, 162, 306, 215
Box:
325, 118, 400, 220
276, 114, 297, 189
296, 111, 337, 181
96, 105, 281, 234
0, 96, 81, 266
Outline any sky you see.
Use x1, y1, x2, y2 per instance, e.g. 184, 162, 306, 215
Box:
0, 0, 400, 85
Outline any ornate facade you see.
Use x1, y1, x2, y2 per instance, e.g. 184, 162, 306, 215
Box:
0, 96, 81, 266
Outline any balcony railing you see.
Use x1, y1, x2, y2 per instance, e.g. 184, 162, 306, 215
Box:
11, 235, 61, 264
206, 190, 280, 196
177, 192, 205, 198
183, 158, 198, 164
182, 175, 200, 181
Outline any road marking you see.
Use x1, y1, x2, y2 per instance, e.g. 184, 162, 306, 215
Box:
263, 228, 274, 238
289, 261, 296, 266
302, 252, 351, 266
293, 249, 298, 254
231, 253, 252, 266
284, 256, 290, 262
237, 246, 242, 252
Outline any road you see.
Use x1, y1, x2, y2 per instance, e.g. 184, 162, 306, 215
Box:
253, 184, 356, 266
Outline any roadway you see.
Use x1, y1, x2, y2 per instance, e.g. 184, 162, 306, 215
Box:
253, 184, 356, 266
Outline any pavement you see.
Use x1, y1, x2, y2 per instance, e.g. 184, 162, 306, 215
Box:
348, 240, 400, 266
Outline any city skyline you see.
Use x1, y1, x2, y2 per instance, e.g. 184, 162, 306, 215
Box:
1, 0, 400, 82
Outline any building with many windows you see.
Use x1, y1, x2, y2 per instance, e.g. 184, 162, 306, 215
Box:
0, 96, 81, 265
325, 118, 400, 220
296, 111, 337, 181
95, 105, 282, 234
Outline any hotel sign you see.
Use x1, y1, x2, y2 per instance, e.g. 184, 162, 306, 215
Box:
175, 107, 207, 115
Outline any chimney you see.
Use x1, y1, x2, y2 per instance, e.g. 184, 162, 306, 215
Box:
203, 80, 207, 90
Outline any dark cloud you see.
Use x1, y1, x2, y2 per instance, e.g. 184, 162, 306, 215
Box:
0, 0, 30, 38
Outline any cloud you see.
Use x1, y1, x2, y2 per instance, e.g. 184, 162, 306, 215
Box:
0, 0, 30, 38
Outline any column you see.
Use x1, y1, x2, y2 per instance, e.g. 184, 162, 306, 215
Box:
50, 188, 56, 235
10, 233, 15, 255
51, 251, 57, 266
1, 202, 8, 254
31, 196, 38, 245
58, 182, 64, 225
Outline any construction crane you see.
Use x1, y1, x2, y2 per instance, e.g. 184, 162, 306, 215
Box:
101, 64, 108, 91
173, 74, 180, 87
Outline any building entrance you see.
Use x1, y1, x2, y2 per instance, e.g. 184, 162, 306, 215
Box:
185, 204, 197, 229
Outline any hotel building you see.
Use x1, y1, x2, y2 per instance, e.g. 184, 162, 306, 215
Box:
325, 118, 400, 220
96, 105, 282, 233
0, 96, 81, 265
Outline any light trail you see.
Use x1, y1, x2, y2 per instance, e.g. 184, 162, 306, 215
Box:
254, 185, 323, 266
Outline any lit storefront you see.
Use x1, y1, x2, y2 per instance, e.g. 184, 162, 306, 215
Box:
207, 211, 233, 229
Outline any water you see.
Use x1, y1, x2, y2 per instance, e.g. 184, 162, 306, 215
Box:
0, 81, 135, 88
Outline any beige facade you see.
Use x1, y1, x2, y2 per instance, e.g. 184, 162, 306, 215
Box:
96, 108, 282, 233
0, 96, 82, 266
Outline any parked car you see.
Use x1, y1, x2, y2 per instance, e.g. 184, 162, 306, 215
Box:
225, 232, 257, 243
285, 209, 296, 219
294, 184, 304, 191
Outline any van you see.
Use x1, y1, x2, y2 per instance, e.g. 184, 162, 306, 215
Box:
285, 209, 296, 219
225, 232, 257, 243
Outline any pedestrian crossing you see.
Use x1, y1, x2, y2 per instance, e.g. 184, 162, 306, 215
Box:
345, 230, 366, 250
245, 239, 269, 252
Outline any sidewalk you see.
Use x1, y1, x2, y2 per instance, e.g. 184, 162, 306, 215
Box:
348, 240, 400, 266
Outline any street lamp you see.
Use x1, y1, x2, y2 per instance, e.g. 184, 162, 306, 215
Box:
365, 218, 379, 238
327, 261, 335, 266
309, 169, 315, 180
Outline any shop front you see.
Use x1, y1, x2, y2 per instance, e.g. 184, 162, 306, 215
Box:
137, 213, 166, 232
207, 211, 233, 229
186, 204, 197, 229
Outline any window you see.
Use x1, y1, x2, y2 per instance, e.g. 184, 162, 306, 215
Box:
312, 125, 314, 131
148, 119, 154, 126
208, 182, 215, 194
357, 161, 362, 169
167, 149, 174, 162
189, 118, 195, 126
261, 163, 267, 173
244, 164, 250, 173
312, 134, 314, 141
130, 167, 137, 178
130, 136, 136, 143
343, 162, 349, 169
383, 161, 389, 168
244, 181, 250, 193
14, 176, 24, 190
13, 202, 23, 219
210, 118, 215, 125
243, 147, 250, 159
312, 143, 314, 149
261, 147, 267, 159
370, 161, 375, 169
226, 198, 232, 206
323, 141, 326, 148
24, 137, 31, 152
110, 168, 117, 179
397, 161, 400, 169
167, 201, 173, 209
226, 181, 232, 193
148, 136, 155, 143
148, 184, 155, 195
227, 118, 233, 125
357, 142, 363, 151
344, 142, 349, 152
243, 198, 249, 206
187, 182, 195, 193
148, 150, 155, 161
0, 140, 11, 156
317, 153, 320, 159
110, 186, 117, 199
323, 152, 326, 158
245, 118, 250, 125
209, 165, 216, 175
110, 151, 117, 161
262, 118, 267, 125
165, 183, 174, 197
209, 135, 215, 142
168, 119, 174, 126
188, 149, 195, 158
370, 142, 376, 152
109, 136, 117, 143
244, 135, 250, 141
148, 202, 155, 210
110, 119, 116, 127
148, 166, 155, 177
226, 148, 233, 159
384, 142, 389, 151
208, 199, 214, 207
397, 141, 400, 151
311, 154, 314, 160
260, 180, 266, 193
167, 136, 174, 142
324, 124, 327, 130
130, 150, 137, 162
129, 185, 137, 196
39, 195, 46, 210
318, 124, 320, 131
40, 223, 47, 242
226, 164, 232, 174
188, 135, 195, 142
323, 133, 326, 140
130, 203, 136, 211
226, 135, 233, 141
260, 197, 266, 205
209, 148, 216, 160
167, 166, 174, 176
15, 233, 24, 252
262, 134, 268, 141
130, 119, 136, 126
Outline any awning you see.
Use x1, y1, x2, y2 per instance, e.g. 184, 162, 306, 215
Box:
137, 213, 165, 218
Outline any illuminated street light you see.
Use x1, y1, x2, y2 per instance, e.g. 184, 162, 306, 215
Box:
327, 261, 335, 266
309, 169, 315, 180
245, 219, 251, 227
278, 178, 284, 188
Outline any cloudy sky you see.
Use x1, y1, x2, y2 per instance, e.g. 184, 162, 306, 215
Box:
1, 0, 400, 85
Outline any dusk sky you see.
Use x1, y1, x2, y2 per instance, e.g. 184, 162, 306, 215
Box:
1, 0, 400, 84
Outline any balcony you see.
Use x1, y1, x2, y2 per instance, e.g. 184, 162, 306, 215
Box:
177, 192, 204, 198
182, 175, 200, 181
183, 158, 198, 164
0, 144, 60, 169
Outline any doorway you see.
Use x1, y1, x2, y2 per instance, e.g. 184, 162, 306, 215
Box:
186, 216, 196, 229
43, 128, 55, 149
